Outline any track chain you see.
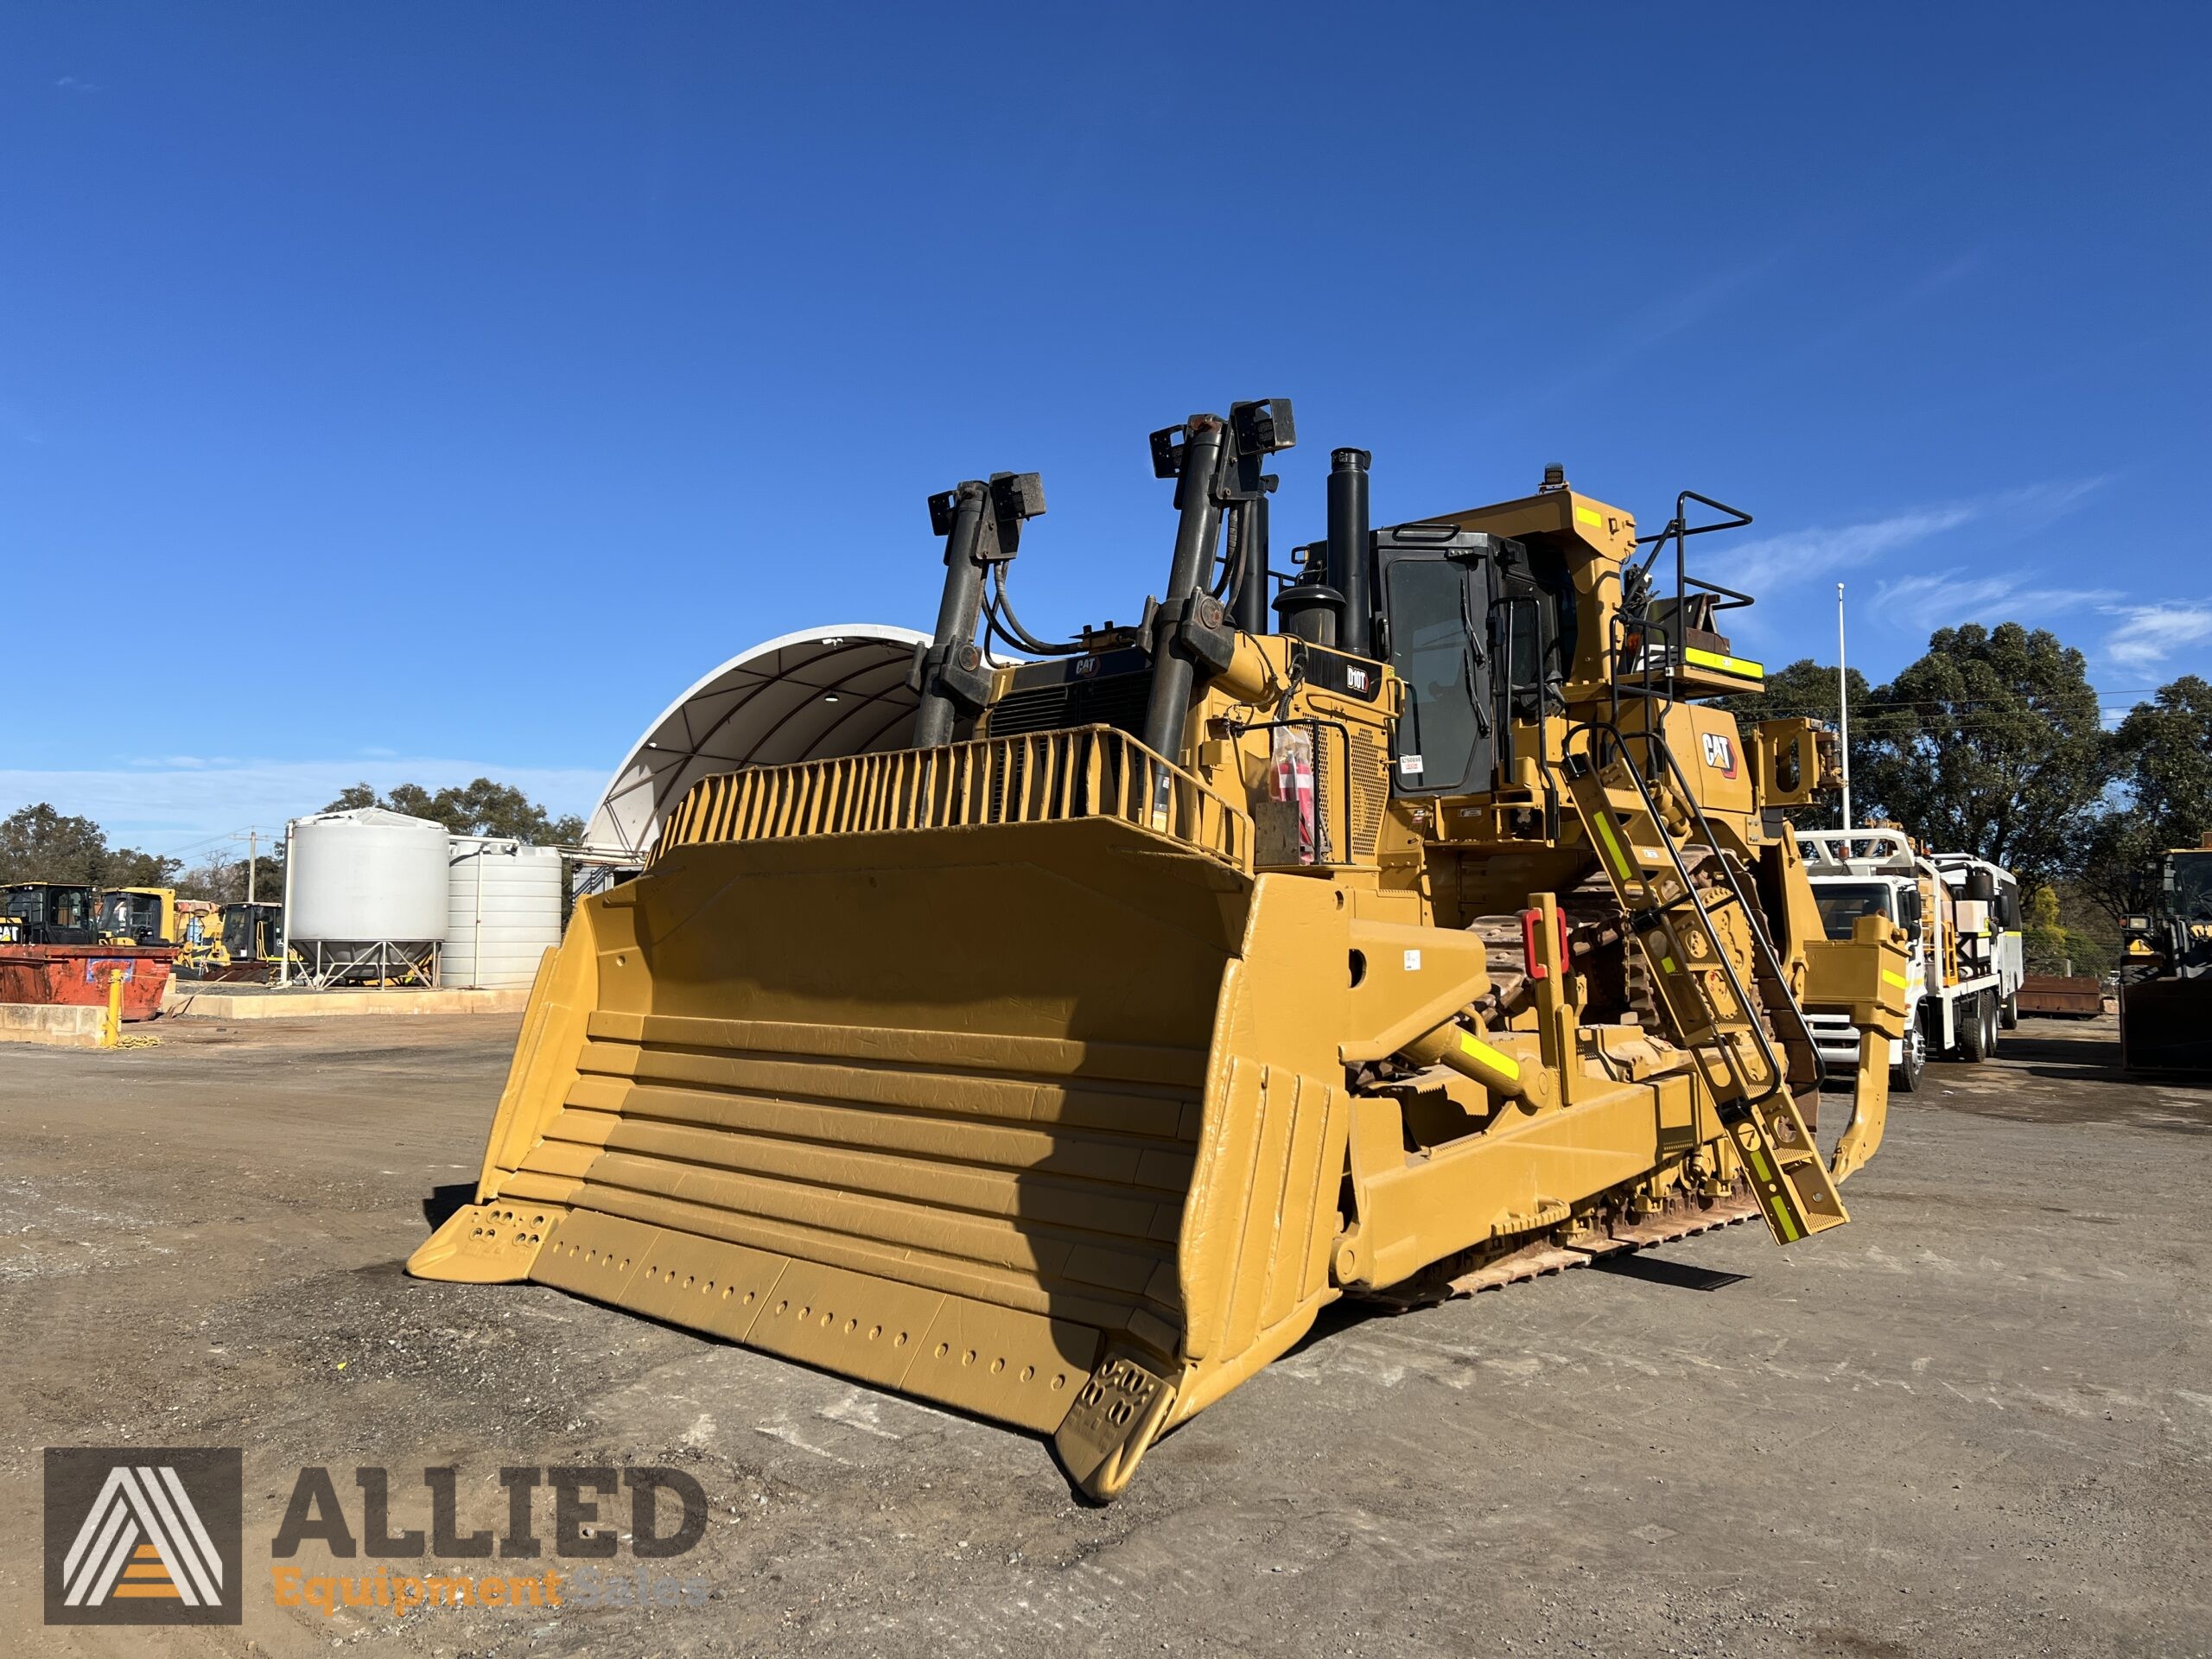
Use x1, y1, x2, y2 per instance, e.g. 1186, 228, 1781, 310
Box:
1363, 1184, 1765, 1307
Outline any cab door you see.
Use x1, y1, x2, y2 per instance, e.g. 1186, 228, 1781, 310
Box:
1896, 881, 1934, 1031
1372, 524, 1496, 798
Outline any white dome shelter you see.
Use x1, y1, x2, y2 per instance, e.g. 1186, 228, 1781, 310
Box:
582, 624, 932, 860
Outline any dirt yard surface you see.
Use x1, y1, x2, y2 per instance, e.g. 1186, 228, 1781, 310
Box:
2, 1012, 2206, 1657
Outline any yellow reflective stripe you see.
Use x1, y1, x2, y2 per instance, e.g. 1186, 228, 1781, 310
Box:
1767, 1192, 1802, 1243
1457, 1031, 1521, 1083
1683, 645, 1765, 679
1880, 969, 1909, 988
1743, 1145, 1803, 1242
1573, 505, 1602, 526
1591, 810, 1637, 886
1662, 956, 1680, 973
1738, 1139, 1804, 1242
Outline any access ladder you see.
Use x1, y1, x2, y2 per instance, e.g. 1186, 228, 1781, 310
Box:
1557, 743, 1847, 1243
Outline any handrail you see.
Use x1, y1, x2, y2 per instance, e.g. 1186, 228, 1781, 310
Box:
1562, 717, 1824, 1106
1621, 488, 1756, 709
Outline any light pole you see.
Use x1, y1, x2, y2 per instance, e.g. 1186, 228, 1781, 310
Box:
1837, 582, 1853, 832
229, 828, 262, 904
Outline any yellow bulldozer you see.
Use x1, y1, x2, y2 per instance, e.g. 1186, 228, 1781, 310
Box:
410, 402, 1907, 1498
95, 886, 183, 949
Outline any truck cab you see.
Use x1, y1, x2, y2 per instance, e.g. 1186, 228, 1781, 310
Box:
1798, 830, 2017, 1091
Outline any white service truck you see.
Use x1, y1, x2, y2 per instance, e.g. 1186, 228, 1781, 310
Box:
1798, 830, 2025, 1091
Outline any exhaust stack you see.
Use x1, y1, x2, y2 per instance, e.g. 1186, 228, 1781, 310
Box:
1326, 448, 1373, 658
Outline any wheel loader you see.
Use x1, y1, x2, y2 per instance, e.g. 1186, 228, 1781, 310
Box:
2119, 835, 2212, 1073
410, 400, 1908, 1499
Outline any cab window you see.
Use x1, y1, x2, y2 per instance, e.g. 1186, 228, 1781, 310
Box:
1815, 882, 1892, 942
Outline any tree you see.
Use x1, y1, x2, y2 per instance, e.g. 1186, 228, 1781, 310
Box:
1720, 657, 1873, 730
1852, 623, 2107, 886
176, 850, 286, 904
384, 783, 441, 822
0, 803, 182, 887
1719, 658, 1872, 826
0, 804, 105, 884
102, 846, 185, 887
2022, 883, 2109, 976
2022, 885, 2067, 970
2080, 674, 2212, 921
321, 779, 584, 844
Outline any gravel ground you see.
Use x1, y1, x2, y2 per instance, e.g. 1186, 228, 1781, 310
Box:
0, 1010, 2205, 1657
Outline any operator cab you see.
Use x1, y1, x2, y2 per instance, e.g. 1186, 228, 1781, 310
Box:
0, 882, 99, 944
2169, 850, 2212, 922
222, 900, 284, 963
98, 888, 168, 945
1370, 524, 1567, 799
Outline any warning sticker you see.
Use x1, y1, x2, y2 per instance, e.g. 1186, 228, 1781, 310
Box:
1399, 754, 1423, 775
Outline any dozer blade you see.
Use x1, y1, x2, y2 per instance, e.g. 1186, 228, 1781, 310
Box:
411, 745, 1361, 1500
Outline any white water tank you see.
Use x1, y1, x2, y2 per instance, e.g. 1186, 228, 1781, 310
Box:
444, 837, 564, 988
287, 808, 451, 944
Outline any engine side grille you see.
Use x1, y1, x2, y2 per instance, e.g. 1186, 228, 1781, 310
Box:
986, 668, 1153, 741
1349, 728, 1387, 858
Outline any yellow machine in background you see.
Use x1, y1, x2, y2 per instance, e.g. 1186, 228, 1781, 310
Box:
410, 403, 1906, 1497
98, 887, 226, 974
211, 899, 286, 980
2120, 836, 2212, 1072
174, 898, 223, 970
160, 899, 289, 981
0, 883, 100, 944
97, 887, 181, 949
98, 886, 288, 980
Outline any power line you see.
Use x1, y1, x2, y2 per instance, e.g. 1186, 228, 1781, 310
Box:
140, 824, 271, 863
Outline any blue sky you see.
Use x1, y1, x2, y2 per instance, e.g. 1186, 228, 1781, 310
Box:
4, 4, 2207, 857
